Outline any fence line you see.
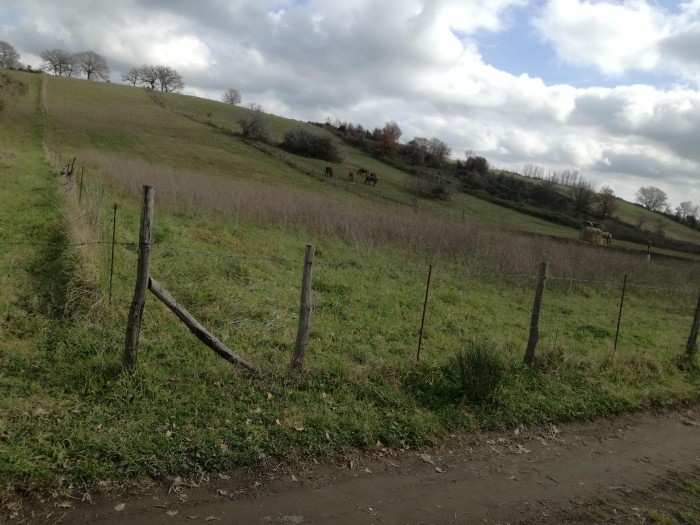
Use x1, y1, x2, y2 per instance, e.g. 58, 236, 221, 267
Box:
4, 235, 699, 295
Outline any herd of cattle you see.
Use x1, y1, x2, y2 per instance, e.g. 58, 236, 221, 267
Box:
324, 166, 378, 185
322, 167, 612, 247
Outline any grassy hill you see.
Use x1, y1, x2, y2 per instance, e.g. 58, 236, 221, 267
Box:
1, 71, 699, 505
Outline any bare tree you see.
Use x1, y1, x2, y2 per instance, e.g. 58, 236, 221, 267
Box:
676, 201, 699, 221
427, 137, 450, 167
572, 179, 595, 212
596, 186, 618, 219
238, 106, 270, 143
40, 49, 76, 76
0, 41, 20, 69
154, 65, 184, 92
245, 101, 263, 112
636, 186, 668, 212
222, 88, 241, 105
121, 67, 141, 86
137, 65, 158, 89
74, 50, 110, 80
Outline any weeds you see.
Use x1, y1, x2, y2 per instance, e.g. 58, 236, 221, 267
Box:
443, 341, 506, 406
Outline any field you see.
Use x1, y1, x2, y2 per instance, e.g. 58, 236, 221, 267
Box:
1, 72, 699, 505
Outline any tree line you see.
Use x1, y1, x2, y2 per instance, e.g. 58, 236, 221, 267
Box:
121, 65, 184, 93
40, 49, 110, 80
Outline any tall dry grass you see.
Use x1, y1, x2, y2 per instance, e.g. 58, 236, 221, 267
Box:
82, 150, 699, 291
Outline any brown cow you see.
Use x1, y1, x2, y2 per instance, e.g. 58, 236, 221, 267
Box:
324, 166, 333, 178
601, 231, 613, 245
348, 170, 354, 182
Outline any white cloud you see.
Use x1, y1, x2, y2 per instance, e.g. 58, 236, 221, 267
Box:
533, 0, 667, 75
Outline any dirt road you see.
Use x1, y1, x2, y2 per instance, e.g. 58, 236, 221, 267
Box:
15, 407, 700, 524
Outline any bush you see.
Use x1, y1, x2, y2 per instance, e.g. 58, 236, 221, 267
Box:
281, 127, 342, 162
238, 112, 271, 143
443, 341, 506, 406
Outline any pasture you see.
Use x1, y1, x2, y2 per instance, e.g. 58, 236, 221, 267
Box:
1, 72, 699, 499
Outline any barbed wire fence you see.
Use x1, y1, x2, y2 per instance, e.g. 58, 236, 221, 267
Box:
4, 182, 700, 375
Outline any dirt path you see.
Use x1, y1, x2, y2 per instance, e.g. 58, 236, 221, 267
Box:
17, 407, 700, 524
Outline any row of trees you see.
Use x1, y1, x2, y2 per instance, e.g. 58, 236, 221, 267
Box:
520, 163, 585, 187
40, 49, 110, 80
121, 65, 184, 93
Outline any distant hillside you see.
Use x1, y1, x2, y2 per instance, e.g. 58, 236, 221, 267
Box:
35, 72, 700, 257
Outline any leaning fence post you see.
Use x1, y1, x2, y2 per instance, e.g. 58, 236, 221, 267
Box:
291, 244, 315, 372
524, 261, 548, 366
686, 292, 700, 357
416, 264, 433, 363
123, 186, 154, 372
614, 274, 628, 354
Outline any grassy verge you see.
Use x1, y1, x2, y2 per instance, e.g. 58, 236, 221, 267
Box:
559, 468, 700, 524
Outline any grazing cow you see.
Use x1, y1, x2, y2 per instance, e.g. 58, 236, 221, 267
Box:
601, 231, 613, 245
357, 168, 369, 178
365, 172, 378, 186
580, 227, 605, 245
348, 170, 354, 182
324, 166, 333, 178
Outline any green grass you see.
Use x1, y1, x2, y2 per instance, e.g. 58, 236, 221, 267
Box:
1, 73, 699, 501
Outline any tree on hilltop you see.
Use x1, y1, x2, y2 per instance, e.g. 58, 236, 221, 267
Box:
121, 67, 141, 86
154, 65, 183, 93
122, 64, 184, 92
40, 49, 76, 76
74, 50, 110, 80
0, 41, 20, 69
222, 88, 241, 105
636, 186, 668, 212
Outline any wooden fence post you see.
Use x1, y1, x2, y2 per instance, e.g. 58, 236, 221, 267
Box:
291, 244, 315, 372
123, 186, 154, 372
109, 203, 117, 304
614, 274, 628, 354
524, 261, 548, 366
686, 292, 700, 357
416, 265, 433, 363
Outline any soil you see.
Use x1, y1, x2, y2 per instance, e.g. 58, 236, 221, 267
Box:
6, 406, 700, 524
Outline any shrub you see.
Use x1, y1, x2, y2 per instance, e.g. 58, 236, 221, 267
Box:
443, 341, 506, 406
281, 127, 343, 162
238, 111, 271, 143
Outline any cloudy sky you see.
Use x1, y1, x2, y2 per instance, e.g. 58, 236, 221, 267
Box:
2, 0, 699, 209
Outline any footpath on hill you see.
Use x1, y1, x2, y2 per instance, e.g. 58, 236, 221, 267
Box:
16, 406, 698, 525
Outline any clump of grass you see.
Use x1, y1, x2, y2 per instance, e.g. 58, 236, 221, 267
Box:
443, 340, 507, 406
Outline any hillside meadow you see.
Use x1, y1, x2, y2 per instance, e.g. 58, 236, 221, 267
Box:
1, 72, 699, 499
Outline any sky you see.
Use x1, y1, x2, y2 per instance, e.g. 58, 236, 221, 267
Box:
1, 0, 699, 210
